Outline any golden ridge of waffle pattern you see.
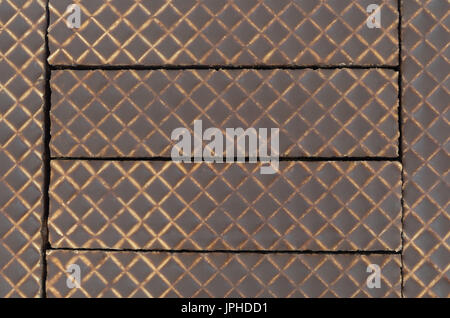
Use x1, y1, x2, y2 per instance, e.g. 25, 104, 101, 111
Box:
0, 0, 45, 297
48, 0, 399, 66
46, 251, 401, 297
401, 0, 450, 297
49, 160, 402, 251
50, 69, 399, 158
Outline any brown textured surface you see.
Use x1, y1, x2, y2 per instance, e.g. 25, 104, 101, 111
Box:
49, 160, 402, 251
0, 0, 44, 297
50, 69, 399, 158
48, 0, 399, 66
46, 251, 401, 297
1, 0, 449, 299
402, 0, 450, 298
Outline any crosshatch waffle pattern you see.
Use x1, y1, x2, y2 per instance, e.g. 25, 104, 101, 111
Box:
1, 0, 448, 299
46, 251, 401, 298
0, 0, 45, 297
48, 0, 399, 66
49, 161, 402, 251
50, 69, 399, 158
402, 0, 450, 298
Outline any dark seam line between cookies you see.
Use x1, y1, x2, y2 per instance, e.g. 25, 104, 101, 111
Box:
41, 0, 51, 299
48, 247, 401, 255
50, 64, 400, 71
50, 156, 401, 162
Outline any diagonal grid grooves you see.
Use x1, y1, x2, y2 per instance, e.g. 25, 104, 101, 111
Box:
42, 0, 405, 298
